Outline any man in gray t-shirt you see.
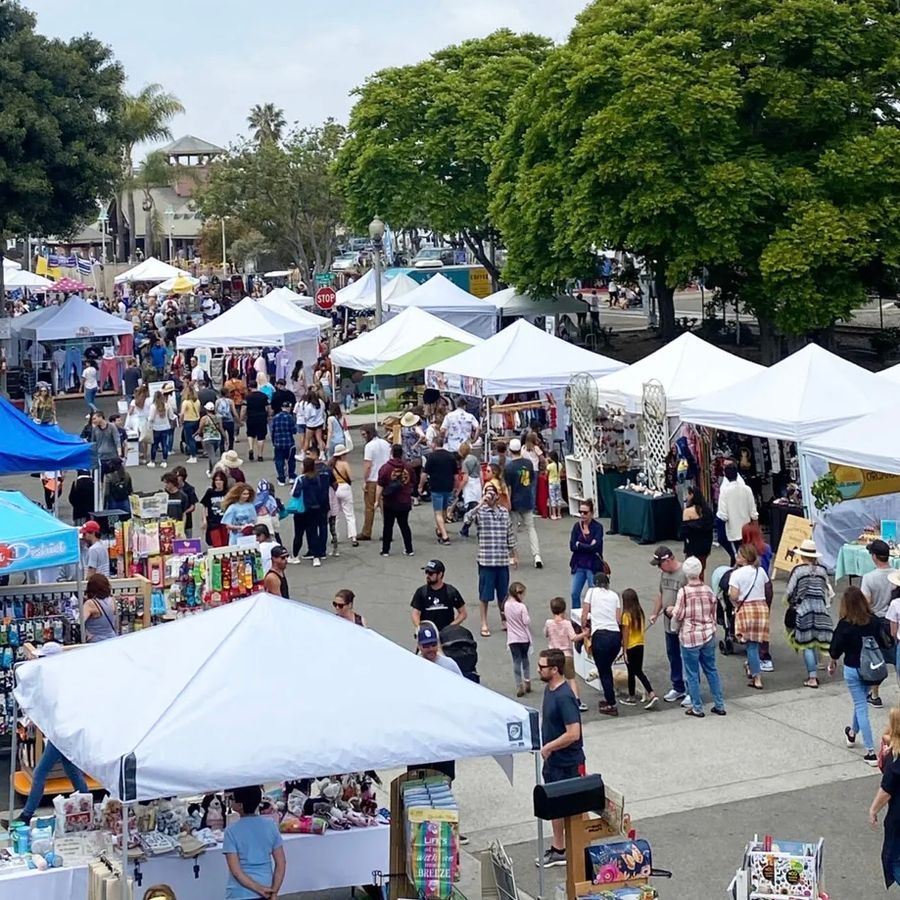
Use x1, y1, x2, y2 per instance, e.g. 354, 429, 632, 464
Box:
862, 540, 895, 617
649, 546, 689, 701
81, 521, 110, 577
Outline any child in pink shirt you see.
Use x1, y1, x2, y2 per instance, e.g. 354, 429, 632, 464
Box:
504, 582, 532, 697
544, 596, 588, 712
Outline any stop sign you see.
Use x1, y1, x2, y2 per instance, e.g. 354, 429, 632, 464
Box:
315, 286, 337, 310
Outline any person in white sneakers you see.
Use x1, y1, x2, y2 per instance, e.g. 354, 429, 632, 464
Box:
505, 439, 543, 569
648, 546, 692, 707
716, 462, 758, 565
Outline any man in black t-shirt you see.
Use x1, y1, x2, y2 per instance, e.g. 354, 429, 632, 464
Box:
421, 435, 460, 546
410, 559, 467, 632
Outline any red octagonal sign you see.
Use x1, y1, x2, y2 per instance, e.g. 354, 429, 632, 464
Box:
315, 286, 337, 310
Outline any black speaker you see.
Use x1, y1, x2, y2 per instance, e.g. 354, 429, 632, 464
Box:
533, 774, 605, 820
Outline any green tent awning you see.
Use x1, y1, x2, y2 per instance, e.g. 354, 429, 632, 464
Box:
366, 337, 473, 376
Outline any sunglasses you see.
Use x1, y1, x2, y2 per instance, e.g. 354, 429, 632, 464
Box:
537, 663, 553, 670
579, 508, 591, 514
333, 601, 346, 609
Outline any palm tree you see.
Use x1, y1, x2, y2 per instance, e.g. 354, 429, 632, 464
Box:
133, 151, 178, 259
117, 84, 184, 261
248, 103, 286, 144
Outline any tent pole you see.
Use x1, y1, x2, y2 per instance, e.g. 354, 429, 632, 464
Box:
373, 377, 378, 428
484, 395, 491, 462
93, 467, 101, 514
535, 751, 545, 900
8, 682, 18, 831
120, 798, 129, 897
77, 562, 85, 644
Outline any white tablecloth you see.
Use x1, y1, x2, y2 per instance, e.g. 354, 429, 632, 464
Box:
0, 864, 88, 900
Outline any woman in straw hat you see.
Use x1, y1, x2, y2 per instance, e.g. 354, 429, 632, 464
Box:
785, 538, 834, 688
400, 410, 427, 503
328, 443, 358, 547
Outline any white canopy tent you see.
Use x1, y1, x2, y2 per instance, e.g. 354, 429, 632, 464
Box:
266, 285, 314, 309
330, 306, 483, 372
176, 296, 317, 349
147, 273, 200, 297
594, 332, 764, 416
335, 270, 419, 311
425, 318, 625, 395
14, 592, 538, 800
680, 343, 891, 441
880, 362, 900, 384
4, 269, 53, 289
387, 274, 497, 338
114, 256, 184, 284
259, 293, 333, 330
2, 258, 21, 270
802, 403, 900, 477
490, 287, 589, 319
14, 296, 133, 341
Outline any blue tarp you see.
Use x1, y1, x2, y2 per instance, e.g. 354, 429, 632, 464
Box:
0, 491, 80, 574
0, 397, 92, 473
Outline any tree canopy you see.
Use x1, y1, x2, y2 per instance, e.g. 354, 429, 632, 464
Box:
490, 0, 900, 347
336, 29, 552, 279
247, 103, 286, 145
197, 120, 345, 276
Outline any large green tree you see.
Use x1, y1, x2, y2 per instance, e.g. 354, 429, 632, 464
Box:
336, 29, 552, 280
197, 120, 345, 277
491, 0, 900, 351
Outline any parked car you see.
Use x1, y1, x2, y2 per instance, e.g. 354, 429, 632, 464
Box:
332, 251, 361, 272
412, 247, 456, 268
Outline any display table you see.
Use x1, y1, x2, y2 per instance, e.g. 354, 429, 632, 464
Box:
596, 470, 639, 518
834, 543, 900, 580
768, 502, 804, 558
0, 864, 87, 900
609, 488, 681, 544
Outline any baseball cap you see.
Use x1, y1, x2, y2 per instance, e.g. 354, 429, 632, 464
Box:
650, 545, 674, 566
81, 520, 101, 536
508, 438, 522, 453
867, 539, 890, 558
204, 401, 215, 411
270, 545, 289, 559
417, 623, 439, 647
423, 559, 445, 574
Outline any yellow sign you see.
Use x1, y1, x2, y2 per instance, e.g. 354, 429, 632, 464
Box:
828, 464, 900, 501
773, 514, 814, 573
468, 267, 491, 298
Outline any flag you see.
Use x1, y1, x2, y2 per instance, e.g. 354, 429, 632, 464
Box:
47, 266, 62, 281
35, 255, 48, 276
76, 258, 92, 277
383, 223, 395, 265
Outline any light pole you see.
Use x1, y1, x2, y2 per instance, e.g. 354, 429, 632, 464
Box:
369, 215, 385, 326
98, 209, 109, 264
164, 207, 174, 262
220, 217, 228, 275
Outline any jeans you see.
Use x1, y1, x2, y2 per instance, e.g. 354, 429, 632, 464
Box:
343, 394, 353, 411
222, 418, 235, 450
182, 420, 198, 456
510, 642, 531, 686
664, 630, 686, 694
85, 387, 98, 411
511, 509, 540, 558
845, 665, 875, 750
382, 508, 413, 555
681, 637, 726, 713
150, 430, 169, 462
571, 567, 594, 610
803, 648, 818, 678
22, 742, 89, 817
274, 445, 296, 483
591, 629, 622, 707
746, 641, 761, 677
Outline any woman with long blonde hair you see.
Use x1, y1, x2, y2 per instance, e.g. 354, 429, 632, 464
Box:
147, 390, 173, 468
869, 706, 900, 886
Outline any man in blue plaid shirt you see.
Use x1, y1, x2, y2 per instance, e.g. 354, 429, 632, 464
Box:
463, 483, 517, 637
270, 405, 297, 485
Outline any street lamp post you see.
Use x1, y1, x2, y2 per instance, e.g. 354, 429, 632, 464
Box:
220, 217, 228, 275
98, 209, 109, 264
369, 215, 385, 326
164, 207, 174, 262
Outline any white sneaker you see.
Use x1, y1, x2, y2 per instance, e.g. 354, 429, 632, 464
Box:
312, 558, 321, 567
160, 461, 167, 468
663, 689, 685, 703
760, 660, 774, 672
146, 461, 156, 468
534, 554, 543, 569
286, 556, 301, 565
187, 457, 197, 464
681, 696, 693, 708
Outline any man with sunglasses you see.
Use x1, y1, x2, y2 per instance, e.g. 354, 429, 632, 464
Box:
410, 559, 467, 632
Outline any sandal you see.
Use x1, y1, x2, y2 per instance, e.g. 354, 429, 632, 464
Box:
480, 628, 491, 638
803, 679, 819, 689
685, 708, 705, 718
748, 678, 763, 690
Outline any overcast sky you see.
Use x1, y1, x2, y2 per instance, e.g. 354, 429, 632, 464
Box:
25, 0, 585, 160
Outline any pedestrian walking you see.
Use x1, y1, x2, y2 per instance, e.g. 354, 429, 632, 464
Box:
376, 444, 415, 558
569, 498, 604, 609
682, 486, 714, 578
410, 559, 467, 631
547, 451, 563, 520
861, 539, 896, 708
649, 546, 689, 705
544, 597, 587, 712
669, 555, 726, 718
179, 382, 201, 464
716, 462, 758, 565
197, 402, 225, 475
729, 543, 771, 690
270, 403, 298, 485
620, 588, 658, 709
741, 522, 775, 670
359, 426, 390, 541
505, 438, 543, 569
581, 572, 622, 716
868, 707, 900, 888
215, 388, 237, 451
329, 443, 358, 546
504, 582, 532, 697
422, 434, 459, 545
785, 539, 834, 689
245, 380, 270, 462
457, 441, 482, 537
295, 458, 328, 566
334, 588, 366, 627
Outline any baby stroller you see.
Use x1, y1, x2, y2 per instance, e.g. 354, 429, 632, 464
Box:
711, 565, 739, 655
440, 623, 480, 684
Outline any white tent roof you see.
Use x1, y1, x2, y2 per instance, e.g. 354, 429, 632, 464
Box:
176, 296, 318, 349
2, 257, 21, 270
5, 269, 53, 289
490, 287, 588, 318
680, 343, 891, 441
266, 286, 314, 309
802, 401, 900, 475
425, 318, 625, 395
15, 296, 133, 341
14, 593, 537, 800
594, 332, 764, 416
147, 273, 200, 297
387, 273, 490, 312
114, 256, 184, 284
880, 362, 900, 384
336, 271, 419, 311
330, 306, 482, 371
259, 293, 333, 330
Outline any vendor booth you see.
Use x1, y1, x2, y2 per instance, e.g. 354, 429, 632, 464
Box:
13, 297, 133, 344
4, 270, 53, 290
489, 287, 589, 321
11, 591, 538, 899
258, 293, 332, 330
0, 398, 93, 473
264, 285, 314, 308
113, 257, 183, 285
335, 270, 418, 310
386, 273, 497, 339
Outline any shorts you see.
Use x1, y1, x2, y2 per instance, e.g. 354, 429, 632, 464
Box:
247, 418, 268, 440
563, 655, 575, 680
549, 482, 562, 507
296, 423, 306, 434
431, 491, 452, 513
542, 760, 584, 784
478, 564, 509, 604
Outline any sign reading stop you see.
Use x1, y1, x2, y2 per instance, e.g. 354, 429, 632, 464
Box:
315, 286, 336, 310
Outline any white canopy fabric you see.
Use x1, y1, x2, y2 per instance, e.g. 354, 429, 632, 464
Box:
259, 294, 333, 330
330, 306, 482, 371
387, 274, 496, 339
2, 258, 22, 270
114, 256, 184, 284
14, 593, 537, 800
594, 332, 764, 416
425, 318, 625, 395
335, 271, 419, 311
880, 362, 900, 384
4, 269, 53, 289
802, 402, 900, 476
176, 296, 317, 349
266, 286, 314, 309
490, 288, 589, 318
680, 343, 891, 441
148, 273, 200, 297
15, 296, 133, 341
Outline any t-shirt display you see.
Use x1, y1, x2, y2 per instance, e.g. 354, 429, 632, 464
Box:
410, 583, 465, 631
442, 408, 477, 451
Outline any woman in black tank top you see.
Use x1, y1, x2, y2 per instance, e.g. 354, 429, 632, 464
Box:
333, 588, 366, 627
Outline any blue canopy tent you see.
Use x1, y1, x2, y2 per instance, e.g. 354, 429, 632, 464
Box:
0, 397, 92, 473
0, 491, 80, 574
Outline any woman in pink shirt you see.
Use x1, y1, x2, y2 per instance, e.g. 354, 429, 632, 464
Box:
505, 582, 532, 697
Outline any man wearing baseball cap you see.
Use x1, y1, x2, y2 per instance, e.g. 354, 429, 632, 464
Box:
81, 521, 110, 578
263, 546, 290, 599
417, 621, 463, 675
648, 546, 689, 705
862, 539, 895, 707
411, 560, 467, 632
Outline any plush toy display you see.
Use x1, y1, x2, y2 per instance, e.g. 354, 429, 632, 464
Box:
200, 793, 225, 830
